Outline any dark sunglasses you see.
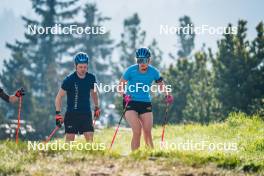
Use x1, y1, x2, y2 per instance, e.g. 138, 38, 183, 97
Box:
137, 58, 149, 64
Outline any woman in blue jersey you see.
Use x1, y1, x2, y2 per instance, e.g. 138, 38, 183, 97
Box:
119, 48, 173, 151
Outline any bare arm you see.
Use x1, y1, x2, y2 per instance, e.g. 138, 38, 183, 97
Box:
90, 88, 99, 108
55, 88, 66, 112
0, 88, 19, 103
9, 95, 19, 104
118, 77, 128, 95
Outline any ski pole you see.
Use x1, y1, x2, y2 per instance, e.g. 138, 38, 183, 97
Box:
109, 96, 131, 150
161, 103, 169, 143
45, 126, 60, 143
161, 94, 174, 144
109, 106, 127, 150
15, 96, 22, 144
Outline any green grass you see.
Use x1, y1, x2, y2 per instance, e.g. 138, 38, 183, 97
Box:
0, 112, 263, 175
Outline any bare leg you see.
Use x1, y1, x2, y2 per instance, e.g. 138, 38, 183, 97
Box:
65, 133, 75, 142
139, 112, 154, 148
125, 110, 142, 151
84, 132, 93, 142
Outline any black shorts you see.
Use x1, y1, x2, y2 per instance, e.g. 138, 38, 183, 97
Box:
123, 100, 152, 115
64, 112, 94, 134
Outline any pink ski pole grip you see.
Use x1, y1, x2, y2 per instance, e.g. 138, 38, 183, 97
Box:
124, 95, 132, 106
165, 95, 174, 105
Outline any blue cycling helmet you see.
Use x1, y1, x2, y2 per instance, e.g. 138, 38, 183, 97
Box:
74, 52, 89, 65
136, 48, 151, 64
136, 48, 151, 58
